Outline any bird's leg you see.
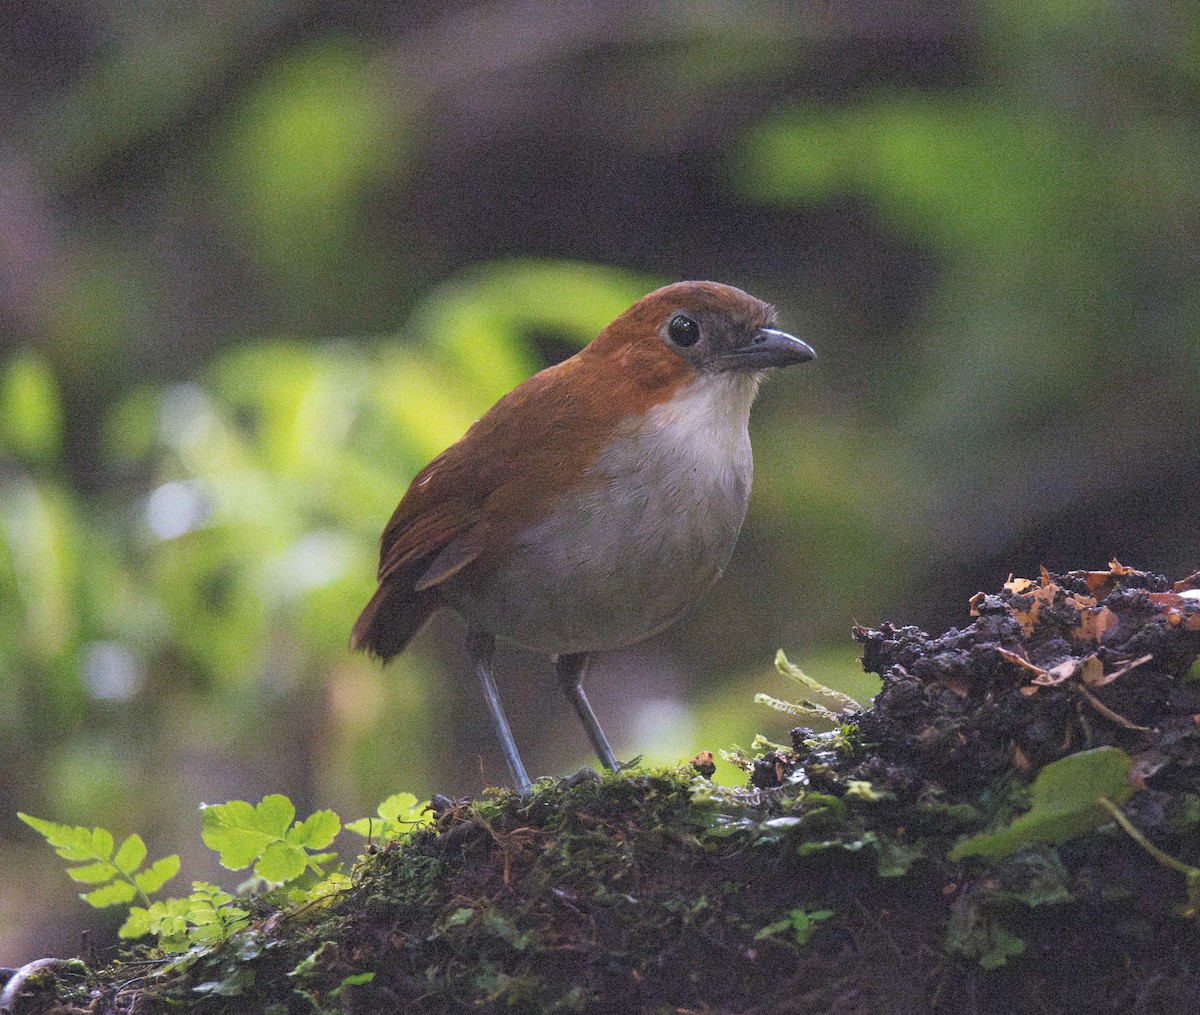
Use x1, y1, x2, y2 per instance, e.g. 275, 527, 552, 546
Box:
467, 630, 531, 793
555, 652, 619, 773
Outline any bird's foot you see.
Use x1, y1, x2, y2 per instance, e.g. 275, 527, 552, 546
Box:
559, 766, 601, 789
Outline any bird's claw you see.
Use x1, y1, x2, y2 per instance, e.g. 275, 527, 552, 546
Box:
615, 754, 642, 773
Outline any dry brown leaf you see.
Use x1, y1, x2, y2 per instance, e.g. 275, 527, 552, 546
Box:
1085, 559, 1143, 595
1007, 597, 1040, 637
1079, 656, 1105, 686
1004, 576, 1035, 595
1172, 571, 1200, 593
1073, 605, 1118, 644
968, 592, 985, 617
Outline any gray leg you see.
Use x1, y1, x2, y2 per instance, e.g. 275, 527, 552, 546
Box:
467, 630, 531, 793
556, 652, 619, 773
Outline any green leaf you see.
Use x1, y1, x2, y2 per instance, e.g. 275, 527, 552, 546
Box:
443, 907, 474, 929
113, 834, 148, 876
82, 880, 137, 908
331, 971, 375, 996
119, 908, 152, 939
287, 810, 340, 850
253, 794, 297, 838
377, 792, 429, 826
979, 925, 1027, 969
134, 854, 181, 895
346, 792, 432, 840
66, 860, 119, 884
343, 817, 374, 837
788, 908, 834, 944
89, 827, 115, 861
255, 840, 307, 883
17, 812, 71, 843
201, 801, 273, 869
754, 908, 833, 944
19, 814, 108, 863
754, 917, 793, 940
950, 747, 1133, 861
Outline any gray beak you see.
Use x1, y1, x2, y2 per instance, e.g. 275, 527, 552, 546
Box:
718, 328, 817, 370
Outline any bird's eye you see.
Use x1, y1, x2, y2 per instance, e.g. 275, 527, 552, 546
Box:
667, 314, 700, 347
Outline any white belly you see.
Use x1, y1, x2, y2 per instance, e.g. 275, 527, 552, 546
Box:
448, 373, 759, 654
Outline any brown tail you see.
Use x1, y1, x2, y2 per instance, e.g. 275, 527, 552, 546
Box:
350, 582, 440, 662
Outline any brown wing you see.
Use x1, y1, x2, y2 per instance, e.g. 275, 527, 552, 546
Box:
350, 470, 485, 660
350, 369, 579, 660
351, 313, 696, 661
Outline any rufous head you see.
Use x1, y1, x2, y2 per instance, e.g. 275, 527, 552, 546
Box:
587, 281, 816, 379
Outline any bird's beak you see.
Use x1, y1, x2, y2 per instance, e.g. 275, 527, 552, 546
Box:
715, 328, 817, 371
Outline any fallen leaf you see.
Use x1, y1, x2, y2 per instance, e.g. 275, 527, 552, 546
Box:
1004, 577, 1035, 595
1073, 606, 1118, 644
1007, 598, 1040, 637
1079, 656, 1105, 686
1173, 571, 1200, 593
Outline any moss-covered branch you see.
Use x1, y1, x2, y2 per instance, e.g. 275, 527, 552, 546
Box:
7, 563, 1200, 1014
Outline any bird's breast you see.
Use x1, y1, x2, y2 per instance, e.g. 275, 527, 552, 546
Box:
443, 372, 759, 654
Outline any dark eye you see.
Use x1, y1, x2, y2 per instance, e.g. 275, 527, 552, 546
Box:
667, 314, 700, 347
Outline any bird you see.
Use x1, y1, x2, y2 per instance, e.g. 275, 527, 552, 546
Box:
351, 280, 816, 792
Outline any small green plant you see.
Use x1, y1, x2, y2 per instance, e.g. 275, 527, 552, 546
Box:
121, 882, 251, 952
201, 794, 340, 884
344, 792, 433, 842
949, 747, 1133, 861
756, 649, 863, 721
20, 790, 432, 956
755, 906, 835, 945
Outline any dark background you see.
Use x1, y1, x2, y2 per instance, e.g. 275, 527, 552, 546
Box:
3, 0, 1198, 964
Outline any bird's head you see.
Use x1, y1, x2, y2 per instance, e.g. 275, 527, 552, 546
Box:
586, 281, 816, 389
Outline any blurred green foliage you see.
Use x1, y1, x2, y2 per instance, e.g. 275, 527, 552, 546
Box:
4, 0, 1200, 963
0, 260, 666, 820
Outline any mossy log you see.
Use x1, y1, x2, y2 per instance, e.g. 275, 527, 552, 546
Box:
6, 563, 1200, 1014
